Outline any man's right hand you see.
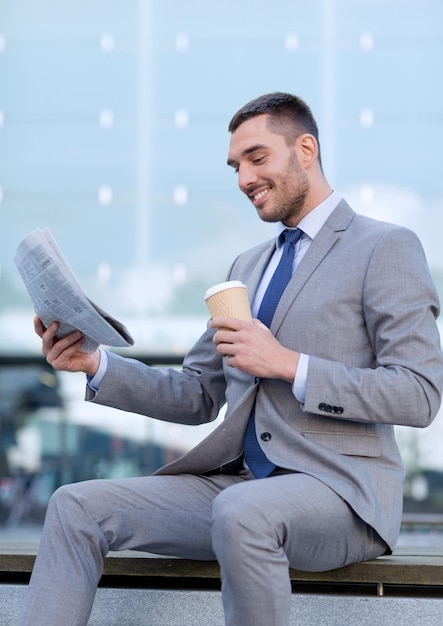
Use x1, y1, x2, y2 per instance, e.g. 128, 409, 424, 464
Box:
34, 317, 101, 377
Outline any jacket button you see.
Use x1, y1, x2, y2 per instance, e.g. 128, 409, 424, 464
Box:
319, 403, 327, 411
261, 432, 272, 442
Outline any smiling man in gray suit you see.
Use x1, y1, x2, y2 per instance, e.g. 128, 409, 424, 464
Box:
21, 93, 443, 626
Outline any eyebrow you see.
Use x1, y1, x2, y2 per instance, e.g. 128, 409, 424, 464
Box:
227, 143, 268, 167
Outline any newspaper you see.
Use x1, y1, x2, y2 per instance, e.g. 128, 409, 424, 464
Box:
14, 227, 134, 353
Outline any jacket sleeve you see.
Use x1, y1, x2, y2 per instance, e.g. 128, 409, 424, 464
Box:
85, 326, 227, 425
303, 227, 443, 427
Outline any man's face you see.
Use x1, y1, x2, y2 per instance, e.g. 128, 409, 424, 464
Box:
227, 114, 310, 227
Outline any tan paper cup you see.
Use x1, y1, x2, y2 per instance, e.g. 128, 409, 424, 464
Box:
204, 280, 252, 322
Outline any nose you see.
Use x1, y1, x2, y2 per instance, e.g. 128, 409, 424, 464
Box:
238, 164, 258, 192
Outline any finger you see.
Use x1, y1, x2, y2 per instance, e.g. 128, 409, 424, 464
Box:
216, 343, 236, 359
34, 316, 50, 338
212, 327, 238, 346
40, 320, 60, 343
49, 330, 83, 356
39, 322, 61, 357
224, 354, 237, 368
209, 316, 243, 331
41, 326, 82, 361
46, 334, 85, 369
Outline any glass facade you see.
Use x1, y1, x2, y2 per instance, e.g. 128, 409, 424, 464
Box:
1, 1, 443, 532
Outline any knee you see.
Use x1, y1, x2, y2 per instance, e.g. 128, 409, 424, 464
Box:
211, 488, 238, 535
210, 486, 268, 551
45, 481, 91, 526
48, 483, 76, 512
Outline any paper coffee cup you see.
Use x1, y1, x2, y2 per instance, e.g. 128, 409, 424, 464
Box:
204, 280, 252, 322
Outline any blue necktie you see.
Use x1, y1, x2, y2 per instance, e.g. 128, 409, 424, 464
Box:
243, 228, 303, 478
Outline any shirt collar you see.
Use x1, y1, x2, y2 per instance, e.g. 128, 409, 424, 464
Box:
276, 190, 341, 247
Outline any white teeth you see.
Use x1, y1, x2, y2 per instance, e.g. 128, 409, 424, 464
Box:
253, 189, 268, 201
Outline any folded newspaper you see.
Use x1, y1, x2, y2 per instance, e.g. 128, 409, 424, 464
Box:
14, 227, 134, 353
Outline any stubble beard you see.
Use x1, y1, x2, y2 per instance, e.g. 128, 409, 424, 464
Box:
256, 153, 310, 226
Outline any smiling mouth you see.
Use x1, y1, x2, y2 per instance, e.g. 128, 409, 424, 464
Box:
250, 187, 270, 205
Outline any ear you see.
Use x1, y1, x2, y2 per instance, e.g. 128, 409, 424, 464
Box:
296, 134, 318, 168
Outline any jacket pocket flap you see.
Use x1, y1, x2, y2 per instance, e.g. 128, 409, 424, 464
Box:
302, 430, 381, 457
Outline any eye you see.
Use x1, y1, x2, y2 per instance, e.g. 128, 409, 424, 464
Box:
252, 156, 265, 165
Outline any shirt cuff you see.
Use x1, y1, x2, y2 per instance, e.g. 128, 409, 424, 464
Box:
86, 348, 108, 391
292, 353, 309, 404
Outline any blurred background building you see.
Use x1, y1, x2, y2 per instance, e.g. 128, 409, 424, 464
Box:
0, 0, 443, 535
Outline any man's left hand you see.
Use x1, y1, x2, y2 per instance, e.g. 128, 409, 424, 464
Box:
209, 316, 299, 382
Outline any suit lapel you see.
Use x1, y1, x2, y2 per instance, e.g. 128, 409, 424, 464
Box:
271, 200, 355, 332
228, 200, 356, 332
236, 239, 276, 306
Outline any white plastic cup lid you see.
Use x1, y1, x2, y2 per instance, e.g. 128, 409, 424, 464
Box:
204, 280, 247, 300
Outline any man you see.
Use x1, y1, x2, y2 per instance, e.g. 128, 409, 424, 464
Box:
20, 93, 443, 626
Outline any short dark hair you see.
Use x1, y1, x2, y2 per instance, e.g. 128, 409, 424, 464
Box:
228, 92, 322, 167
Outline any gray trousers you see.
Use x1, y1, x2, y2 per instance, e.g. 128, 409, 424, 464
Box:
18, 469, 387, 626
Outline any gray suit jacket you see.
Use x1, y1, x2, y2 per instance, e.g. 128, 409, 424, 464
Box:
88, 200, 443, 550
